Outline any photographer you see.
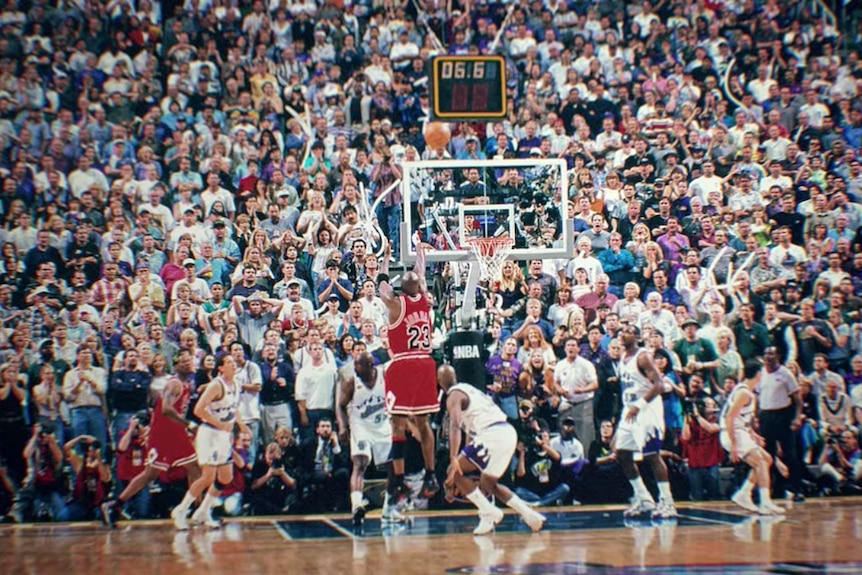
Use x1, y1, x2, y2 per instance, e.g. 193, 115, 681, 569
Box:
680, 397, 724, 501
817, 431, 862, 495
248, 442, 296, 515
17, 425, 67, 522
514, 428, 571, 507
64, 434, 111, 521
114, 413, 150, 519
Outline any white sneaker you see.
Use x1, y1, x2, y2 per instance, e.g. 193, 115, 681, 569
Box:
381, 505, 409, 524
171, 506, 190, 531
757, 501, 785, 516
473, 507, 504, 535
624, 498, 656, 518
191, 507, 221, 529
521, 508, 547, 532
731, 490, 759, 513
652, 499, 678, 519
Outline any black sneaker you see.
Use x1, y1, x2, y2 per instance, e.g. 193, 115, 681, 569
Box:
100, 500, 118, 528
420, 475, 440, 499
792, 493, 806, 503
390, 483, 411, 507
352, 506, 366, 528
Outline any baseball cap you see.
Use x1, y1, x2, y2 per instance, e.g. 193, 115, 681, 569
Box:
286, 279, 301, 287
182, 258, 195, 267
681, 318, 700, 329
518, 399, 534, 409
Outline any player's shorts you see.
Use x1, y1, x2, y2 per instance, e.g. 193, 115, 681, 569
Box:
147, 434, 196, 471
195, 424, 233, 466
384, 355, 440, 416
720, 429, 759, 458
350, 428, 392, 465
615, 399, 665, 456
461, 422, 517, 479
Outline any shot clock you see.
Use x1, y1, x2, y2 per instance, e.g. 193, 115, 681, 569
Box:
430, 55, 507, 121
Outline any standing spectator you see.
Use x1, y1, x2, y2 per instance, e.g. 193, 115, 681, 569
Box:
257, 342, 295, 445
732, 303, 771, 361
792, 299, 835, 375
62, 345, 108, 456
555, 338, 598, 448
107, 349, 151, 442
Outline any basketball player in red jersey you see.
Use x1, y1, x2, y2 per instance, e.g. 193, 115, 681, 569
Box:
378, 243, 440, 514
100, 376, 201, 527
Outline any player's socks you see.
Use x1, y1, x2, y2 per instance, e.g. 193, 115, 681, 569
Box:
466, 488, 497, 514
629, 477, 653, 502
504, 494, 531, 515
657, 481, 674, 502
177, 491, 196, 514
759, 487, 773, 505
350, 491, 365, 512
741, 479, 756, 496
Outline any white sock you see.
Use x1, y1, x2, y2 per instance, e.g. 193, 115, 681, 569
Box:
505, 494, 532, 515
177, 491, 196, 513
350, 491, 364, 511
198, 491, 218, 515
466, 488, 497, 515
741, 479, 756, 496
759, 487, 772, 505
657, 481, 673, 502
629, 477, 653, 502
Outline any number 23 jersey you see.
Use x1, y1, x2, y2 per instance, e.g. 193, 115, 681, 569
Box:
388, 293, 432, 358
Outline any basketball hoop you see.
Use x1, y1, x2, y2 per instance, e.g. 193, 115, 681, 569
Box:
466, 235, 515, 283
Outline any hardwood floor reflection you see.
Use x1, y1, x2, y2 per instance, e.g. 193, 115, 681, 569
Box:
2, 499, 862, 575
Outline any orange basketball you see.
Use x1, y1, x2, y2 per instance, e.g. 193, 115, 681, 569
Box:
424, 122, 451, 149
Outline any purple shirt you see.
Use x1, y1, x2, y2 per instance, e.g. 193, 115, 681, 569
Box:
656, 232, 691, 264
485, 355, 522, 397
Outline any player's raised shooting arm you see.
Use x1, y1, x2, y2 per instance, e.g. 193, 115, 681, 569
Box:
414, 242, 430, 296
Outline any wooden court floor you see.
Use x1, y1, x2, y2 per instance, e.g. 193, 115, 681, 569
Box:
2, 499, 862, 575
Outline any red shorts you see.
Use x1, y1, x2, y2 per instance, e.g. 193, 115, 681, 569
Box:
384, 355, 440, 416
147, 434, 196, 471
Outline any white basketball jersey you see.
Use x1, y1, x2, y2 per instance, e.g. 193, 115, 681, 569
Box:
619, 349, 654, 407
720, 382, 754, 433
349, 368, 389, 428
208, 376, 238, 425
450, 383, 507, 436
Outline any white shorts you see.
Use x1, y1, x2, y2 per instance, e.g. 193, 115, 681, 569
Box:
720, 429, 758, 458
461, 423, 517, 479
615, 399, 665, 455
350, 425, 392, 465
195, 424, 233, 466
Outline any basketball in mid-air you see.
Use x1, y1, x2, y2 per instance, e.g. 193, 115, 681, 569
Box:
424, 122, 451, 149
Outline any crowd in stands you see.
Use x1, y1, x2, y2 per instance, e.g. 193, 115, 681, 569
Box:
1, 0, 862, 522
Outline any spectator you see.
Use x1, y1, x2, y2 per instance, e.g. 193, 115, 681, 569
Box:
681, 398, 723, 501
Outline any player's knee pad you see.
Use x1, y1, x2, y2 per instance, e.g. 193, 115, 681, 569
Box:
390, 436, 406, 460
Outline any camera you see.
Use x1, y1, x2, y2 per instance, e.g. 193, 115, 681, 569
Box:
271, 461, 283, 470
682, 398, 697, 415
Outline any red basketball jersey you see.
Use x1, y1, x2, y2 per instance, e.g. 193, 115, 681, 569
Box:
148, 382, 191, 448
388, 293, 432, 357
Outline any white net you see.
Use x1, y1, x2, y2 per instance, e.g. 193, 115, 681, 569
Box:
467, 236, 515, 283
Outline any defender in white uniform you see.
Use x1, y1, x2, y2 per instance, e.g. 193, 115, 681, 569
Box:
337, 352, 393, 527
615, 327, 678, 519
720, 359, 785, 515
171, 354, 250, 530
438, 365, 546, 535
